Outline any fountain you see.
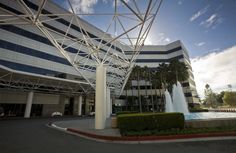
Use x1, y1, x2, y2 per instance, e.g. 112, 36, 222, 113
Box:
165, 81, 189, 114
173, 82, 189, 114
164, 90, 174, 112
164, 82, 236, 128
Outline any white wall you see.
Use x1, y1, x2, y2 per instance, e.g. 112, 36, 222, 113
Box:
0, 91, 60, 104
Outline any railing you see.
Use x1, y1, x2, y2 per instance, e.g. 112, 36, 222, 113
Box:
209, 108, 236, 112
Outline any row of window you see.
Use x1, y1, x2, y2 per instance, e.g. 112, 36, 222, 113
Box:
0, 0, 123, 53
0, 59, 59, 76
0, 39, 70, 66
135, 55, 184, 63
125, 82, 189, 89
125, 46, 182, 55
120, 91, 192, 98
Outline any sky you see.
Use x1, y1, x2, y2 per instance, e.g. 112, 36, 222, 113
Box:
53, 0, 236, 99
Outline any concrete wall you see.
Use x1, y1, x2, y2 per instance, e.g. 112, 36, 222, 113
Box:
0, 90, 60, 104
0, 91, 27, 104
41, 95, 65, 116
185, 118, 236, 128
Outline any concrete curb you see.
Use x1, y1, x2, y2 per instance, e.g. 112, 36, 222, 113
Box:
67, 128, 236, 141
50, 123, 67, 131
49, 123, 236, 144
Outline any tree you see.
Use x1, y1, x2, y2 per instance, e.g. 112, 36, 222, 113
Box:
223, 91, 236, 106
168, 59, 189, 86
204, 84, 211, 97
227, 84, 232, 92
216, 91, 225, 104
204, 84, 217, 107
125, 60, 190, 112
148, 68, 154, 112
141, 66, 150, 112
157, 63, 169, 90
132, 65, 142, 113
124, 76, 132, 110
152, 70, 163, 111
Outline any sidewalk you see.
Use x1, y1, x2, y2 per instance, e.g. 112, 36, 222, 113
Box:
53, 118, 121, 137
51, 118, 236, 143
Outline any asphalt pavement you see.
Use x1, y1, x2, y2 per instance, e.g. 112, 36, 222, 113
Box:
1, 117, 236, 153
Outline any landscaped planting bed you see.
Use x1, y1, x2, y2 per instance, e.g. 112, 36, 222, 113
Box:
117, 112, 185, 136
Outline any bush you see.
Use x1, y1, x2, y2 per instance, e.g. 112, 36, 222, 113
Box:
223, 92, 236, 106
116, 111, 138, 116
117, 112, 184, 134
122, 126, 236, 136
189, 108, 209, 112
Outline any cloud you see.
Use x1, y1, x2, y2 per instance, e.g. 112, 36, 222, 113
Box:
144, 36, 153, 45
156, 33, 171, 44
190, 5, 209, 22
195, 42, 206, 47
209, 48, 220, 52
200, 13, 223, 29
191, 45, 236, 99
164, 38, 170, 42
144, 33, 170, 45
178, 0, 183, 5
113, 0, 130, 7
69, 0, 98, 14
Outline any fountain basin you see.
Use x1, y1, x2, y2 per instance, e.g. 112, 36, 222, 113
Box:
184, 112, 236, 128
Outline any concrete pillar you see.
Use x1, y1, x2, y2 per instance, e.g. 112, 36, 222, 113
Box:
24, 91, 34, 118
106, 88, 111, 118
78, 96, 82, 116
95, 64, 106, 129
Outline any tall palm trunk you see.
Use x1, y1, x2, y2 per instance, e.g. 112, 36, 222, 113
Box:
125, 89, 128, 111
150, 84, 154, 112
158, 87, 162, 112
154, 85, 158, 111
137, 73, 142, 113
145, 78, 148, 111
149, 71, 154, 112
131, 84, 134, 111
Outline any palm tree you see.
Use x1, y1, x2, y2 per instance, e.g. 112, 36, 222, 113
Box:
124, 77, 131, 111
168, 59, 189, 85
141, 66, 149, 112
148, 69, 155, 112
157, 63, 169, 90
152, 71, 162, 112
155, 63, 171, 112
166, 59, 189, 98
132, 65, 142, 113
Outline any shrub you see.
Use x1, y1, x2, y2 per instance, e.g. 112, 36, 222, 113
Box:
123, 126, 236, 136
117, 112, 184, 134
189, 108, 209, 112
116, 111, 138, 116
223, 92, 236, 106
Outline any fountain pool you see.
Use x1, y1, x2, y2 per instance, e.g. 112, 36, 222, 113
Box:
164, 81, 236, 127
185, 112, 236, 128
185, 112, 236, 120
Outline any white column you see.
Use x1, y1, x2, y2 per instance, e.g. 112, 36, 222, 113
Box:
78, 96, 82, 116
24, 91, 34, 118
95, 64, 106, 129
106, 88, 111, 118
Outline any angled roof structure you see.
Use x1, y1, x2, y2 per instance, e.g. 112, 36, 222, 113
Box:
0, 0, 162, 95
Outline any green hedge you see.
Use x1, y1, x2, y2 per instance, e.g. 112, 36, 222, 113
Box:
117, 113, 184, 134
122, 126, 236, 136
189, 108, 209, 112
116, 111, 139, 116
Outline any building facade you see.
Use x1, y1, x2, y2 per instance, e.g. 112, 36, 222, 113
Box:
119, 40, 199, 111
0, 0, 199, 117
